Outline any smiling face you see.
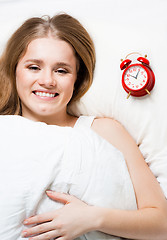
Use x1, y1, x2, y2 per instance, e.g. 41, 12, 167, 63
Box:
16, 36, 77, 124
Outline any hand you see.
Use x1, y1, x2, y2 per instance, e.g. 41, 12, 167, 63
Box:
129, 69, 140, 80
129, 74, 136, 79
135, 69, 140, 79
21, 191, 97, 240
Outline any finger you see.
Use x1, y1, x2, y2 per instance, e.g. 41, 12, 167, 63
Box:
56, 237, 67, 240
26, 229, 60, 240
23, 211, 54, 225
46, 191, 71, 204
21, 221, 55, 237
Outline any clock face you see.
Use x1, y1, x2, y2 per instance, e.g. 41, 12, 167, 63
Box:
123, 64, 148, 91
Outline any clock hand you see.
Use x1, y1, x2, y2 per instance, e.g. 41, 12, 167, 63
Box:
129, 74, 136, 79
135, 69, 140, 79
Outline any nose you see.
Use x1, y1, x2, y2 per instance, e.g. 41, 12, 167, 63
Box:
37, 69, 56, 88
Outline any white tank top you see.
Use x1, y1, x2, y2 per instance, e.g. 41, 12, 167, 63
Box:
74, 116, 95, 129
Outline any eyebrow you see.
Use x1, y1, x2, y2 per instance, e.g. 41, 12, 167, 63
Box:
24, 59, 73, 70
55, 62, 73, 70
24, 59, 43, 64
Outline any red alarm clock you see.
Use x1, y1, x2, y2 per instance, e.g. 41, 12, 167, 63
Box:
120, 53, 155, 98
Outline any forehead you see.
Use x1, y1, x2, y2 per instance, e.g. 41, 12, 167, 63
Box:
20, 37, 76, 63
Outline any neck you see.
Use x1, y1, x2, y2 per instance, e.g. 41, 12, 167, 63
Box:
22, 111, 77, 127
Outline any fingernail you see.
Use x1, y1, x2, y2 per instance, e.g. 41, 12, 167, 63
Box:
46, 190, 53, 194
21, 231, 27, 237
23, 220, 28, 224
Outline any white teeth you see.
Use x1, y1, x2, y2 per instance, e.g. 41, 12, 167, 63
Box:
35, 92, 56, 97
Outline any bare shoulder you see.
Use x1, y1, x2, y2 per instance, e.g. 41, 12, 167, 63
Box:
92, 117, 138, 155
92, 117, 128, 143
92, 117, 123, 135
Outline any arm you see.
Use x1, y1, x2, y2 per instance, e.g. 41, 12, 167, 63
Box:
90, 117, 167, 239
22, 118, 167, 240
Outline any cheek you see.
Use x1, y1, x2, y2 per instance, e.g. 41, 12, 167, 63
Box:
15, 69, 22, 92
16, 68, 30, 88
61, 77, 75, 93
15, 68, 29, 98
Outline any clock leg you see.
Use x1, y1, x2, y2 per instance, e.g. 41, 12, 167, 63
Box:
127, 92, 131, 99
145, 89, 151, 95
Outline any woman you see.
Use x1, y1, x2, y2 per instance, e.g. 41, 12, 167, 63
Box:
0, 13, 167, 240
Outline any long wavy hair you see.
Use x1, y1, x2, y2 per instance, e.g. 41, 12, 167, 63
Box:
0, 13, 96, 115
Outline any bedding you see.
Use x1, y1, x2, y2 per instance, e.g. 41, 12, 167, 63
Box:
0, 1, 166, 197
0, 0, 167, 238
0, 115, 136, 240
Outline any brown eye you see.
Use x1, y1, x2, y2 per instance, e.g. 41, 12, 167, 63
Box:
56, 68, 68, 74
28, 65, 40, 71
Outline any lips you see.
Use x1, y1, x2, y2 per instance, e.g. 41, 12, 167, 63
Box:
33, 91, 59, 98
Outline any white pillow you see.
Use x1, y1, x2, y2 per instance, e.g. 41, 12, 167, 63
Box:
0, 0, 167, 198
0, 115, 136, 240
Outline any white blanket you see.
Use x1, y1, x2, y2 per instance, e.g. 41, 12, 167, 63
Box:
0, 116, 136, 240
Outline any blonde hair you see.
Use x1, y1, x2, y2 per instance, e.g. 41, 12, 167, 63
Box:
0, 13, 96, 115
